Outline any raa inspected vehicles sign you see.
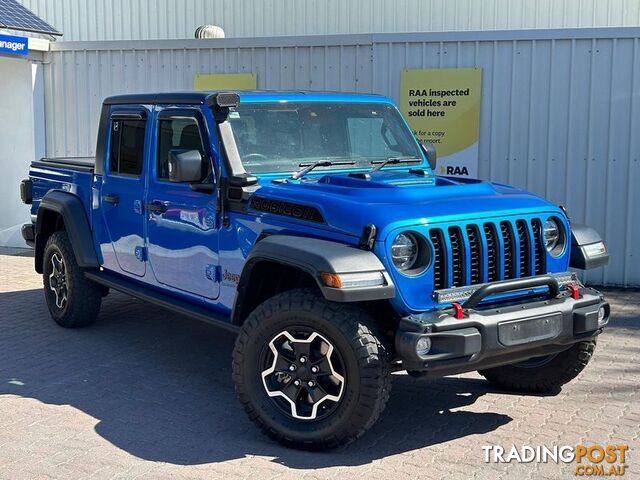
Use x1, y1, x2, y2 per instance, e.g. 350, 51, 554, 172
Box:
0, 33, 29, 57
400, 68, 482, 177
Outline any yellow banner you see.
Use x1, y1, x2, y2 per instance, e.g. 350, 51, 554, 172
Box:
400, 68, 482, 176
193, 73, 257, 91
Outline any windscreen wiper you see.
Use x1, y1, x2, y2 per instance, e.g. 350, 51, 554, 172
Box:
369, 156, 421, 173
290, 160, 356, 180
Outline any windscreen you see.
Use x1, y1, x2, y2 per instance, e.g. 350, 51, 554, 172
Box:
227, 102, 423, 174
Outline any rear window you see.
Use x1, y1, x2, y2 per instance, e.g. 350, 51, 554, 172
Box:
109, 119, 146, 176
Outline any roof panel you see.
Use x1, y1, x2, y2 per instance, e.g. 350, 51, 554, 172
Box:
0, 0, 61, 36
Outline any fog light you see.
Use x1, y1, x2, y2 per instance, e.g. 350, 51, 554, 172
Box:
415, 336, 432, 357
598, 306, 607, 326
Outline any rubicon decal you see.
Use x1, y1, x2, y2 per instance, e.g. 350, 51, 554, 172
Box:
250, 197, 325, 223
482, 445, 629, 476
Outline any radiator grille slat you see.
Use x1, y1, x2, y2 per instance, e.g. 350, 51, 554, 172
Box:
500, 221, 515, 280
448, 227, 465, 287
516, 220, 531, 277
532, 218, 546, 275
432, 218, 542, 293
483, 223, 499, 282
430, 230, 446, 290
466, 225, 482, 285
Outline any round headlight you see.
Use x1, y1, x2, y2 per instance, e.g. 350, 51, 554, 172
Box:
391, 233, 418, 271
543, 218, 564, 256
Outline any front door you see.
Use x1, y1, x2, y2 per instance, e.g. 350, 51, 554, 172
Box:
99, 109, 148, 277
145, 108, 220, 299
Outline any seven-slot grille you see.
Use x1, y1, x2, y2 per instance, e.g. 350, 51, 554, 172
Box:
430, 219, 546, 290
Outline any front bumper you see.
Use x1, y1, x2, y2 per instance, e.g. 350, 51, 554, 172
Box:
395, 283, 608, 376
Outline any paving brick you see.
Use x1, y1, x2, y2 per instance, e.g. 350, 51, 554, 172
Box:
0, 253, 638, 480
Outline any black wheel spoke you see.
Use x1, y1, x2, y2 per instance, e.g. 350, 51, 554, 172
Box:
273, 353, 294, 372
280, 380, 302, 403
306, 383, 329, 404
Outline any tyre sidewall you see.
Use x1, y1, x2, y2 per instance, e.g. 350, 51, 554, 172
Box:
43, 235, 73, 322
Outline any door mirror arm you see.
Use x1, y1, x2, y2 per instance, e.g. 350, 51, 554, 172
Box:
190, 183, 215, 194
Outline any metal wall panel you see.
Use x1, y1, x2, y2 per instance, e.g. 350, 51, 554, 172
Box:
43, 28, 640, 286
18, 0, 640, 41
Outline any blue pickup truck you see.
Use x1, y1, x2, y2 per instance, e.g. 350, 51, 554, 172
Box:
20, 91, 610, 449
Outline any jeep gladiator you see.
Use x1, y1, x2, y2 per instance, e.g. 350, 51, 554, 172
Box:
20, 91, 610, 449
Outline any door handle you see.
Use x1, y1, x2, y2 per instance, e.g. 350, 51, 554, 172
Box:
146, 201, 168, 214
102, 193, 120, 205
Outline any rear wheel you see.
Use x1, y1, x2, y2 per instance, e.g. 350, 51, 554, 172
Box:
43, 231, 102, 328
479, 340, 597, 393
232, 289, 391, 449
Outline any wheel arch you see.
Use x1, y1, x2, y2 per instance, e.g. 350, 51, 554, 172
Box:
35, 191, 99, 274
231, 235, 395, 325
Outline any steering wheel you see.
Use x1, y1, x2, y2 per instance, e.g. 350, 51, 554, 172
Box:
243, 153, 268, 163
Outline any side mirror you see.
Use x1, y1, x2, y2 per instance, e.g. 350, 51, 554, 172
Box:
420, 141, 437, 171
168, 149, 205, 183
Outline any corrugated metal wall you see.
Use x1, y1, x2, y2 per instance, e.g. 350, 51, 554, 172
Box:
18, 0, 640, 41
43, 28, 640, 286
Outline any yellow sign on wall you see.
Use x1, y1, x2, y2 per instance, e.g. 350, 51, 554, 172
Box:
193, 73, 257, 91
400, 68, 481, 177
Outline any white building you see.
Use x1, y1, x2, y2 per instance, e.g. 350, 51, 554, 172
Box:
16, 0, 640, 40
1, 0, 639, 286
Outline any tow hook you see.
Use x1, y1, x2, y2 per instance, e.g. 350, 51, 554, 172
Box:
451, 302, 465, 319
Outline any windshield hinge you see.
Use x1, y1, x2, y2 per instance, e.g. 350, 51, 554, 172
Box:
359, 224, 377, 250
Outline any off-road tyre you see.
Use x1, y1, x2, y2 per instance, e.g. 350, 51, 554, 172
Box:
479, 340, 597, 393
232, 288, 391, 450
42, 231, 102, 328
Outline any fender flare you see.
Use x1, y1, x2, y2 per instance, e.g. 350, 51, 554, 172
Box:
569, 223, 609, 270
35, 190, 99, 273
231, 235, 395, 324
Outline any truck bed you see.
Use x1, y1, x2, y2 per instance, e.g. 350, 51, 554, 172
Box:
29, 157, 96, 225
31, 157, 95, 171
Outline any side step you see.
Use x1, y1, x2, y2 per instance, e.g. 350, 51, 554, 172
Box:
85, 271, 239, 334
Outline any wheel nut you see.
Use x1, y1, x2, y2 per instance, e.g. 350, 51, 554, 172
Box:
289, 364, 296, 371
294, 379, 300, 386
307, 381, 315, 387
311, 366, 319, 373
299, 356, 307, 363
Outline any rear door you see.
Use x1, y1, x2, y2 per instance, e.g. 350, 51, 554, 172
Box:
145, 107, 220, 299
99, 109, 149, 277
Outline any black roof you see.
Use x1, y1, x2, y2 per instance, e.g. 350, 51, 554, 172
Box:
103, 92, 213, 105
103, 90, 385, 106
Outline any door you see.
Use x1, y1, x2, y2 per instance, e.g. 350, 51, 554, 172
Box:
146, 108, 220, 299
99, 110, 148, 277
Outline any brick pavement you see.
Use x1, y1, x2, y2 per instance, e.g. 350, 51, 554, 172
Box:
0, 250, 638, 480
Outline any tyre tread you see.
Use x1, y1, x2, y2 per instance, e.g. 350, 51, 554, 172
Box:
479, 340, 596, 393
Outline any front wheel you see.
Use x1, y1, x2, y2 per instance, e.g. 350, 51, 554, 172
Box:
232, 289, 391, 449
479, 340, 597, 393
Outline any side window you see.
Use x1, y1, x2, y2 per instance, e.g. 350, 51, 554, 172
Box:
157, 117, 205, 180
109, 119, 146, 176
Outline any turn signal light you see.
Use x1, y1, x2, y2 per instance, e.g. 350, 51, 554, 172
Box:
320, 272, 343, 288
320, 271, 385, 289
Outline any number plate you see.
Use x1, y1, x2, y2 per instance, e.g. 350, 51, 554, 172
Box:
497, 313, 563, 346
